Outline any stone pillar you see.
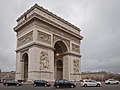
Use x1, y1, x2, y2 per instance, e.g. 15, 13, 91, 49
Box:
39, 48, 54, 81
69, 55, 81, 81
63, 54, 70, 80
28, 47, 40, 81
20, 59, 24, 80
48, 50, 54, 81
15, 52, 21, 81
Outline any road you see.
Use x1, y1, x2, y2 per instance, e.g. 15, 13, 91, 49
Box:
0, 83, 120, 90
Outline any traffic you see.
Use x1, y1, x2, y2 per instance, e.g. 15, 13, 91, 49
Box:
1, 79, 119, 88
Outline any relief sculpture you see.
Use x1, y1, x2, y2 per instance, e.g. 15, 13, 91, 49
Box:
73, 59, 79, 73
17, 31, 33, 47
72, 43, 80, 53
40, 50, 49, 70
37, 31, 51, 44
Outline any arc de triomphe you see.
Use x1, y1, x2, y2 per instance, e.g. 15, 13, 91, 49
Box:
14, 4, 83, 82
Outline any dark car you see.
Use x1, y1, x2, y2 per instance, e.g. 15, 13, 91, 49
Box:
33, 80, 51, 87
3, 80, 22, 86
54, 79, 76, 88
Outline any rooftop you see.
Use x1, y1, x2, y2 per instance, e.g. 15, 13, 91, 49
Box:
17, 3, 81, 31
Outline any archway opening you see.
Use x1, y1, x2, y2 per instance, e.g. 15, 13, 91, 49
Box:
22, 53, 28, 81
54, 41, 68, 80
56, 60, 63, 79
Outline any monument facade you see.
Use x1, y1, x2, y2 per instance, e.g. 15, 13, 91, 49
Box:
14, 4, 83, 82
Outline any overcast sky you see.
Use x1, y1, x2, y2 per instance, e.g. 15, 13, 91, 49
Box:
0, 0, 120, 73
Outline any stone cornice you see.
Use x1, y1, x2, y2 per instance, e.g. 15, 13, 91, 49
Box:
16, 41, 54, 52
70, 73, 81, 75
63, 52, 82, 57
14, 13, 83, 40
17, 4, 81, 32
29, 71, 53, 73
14, 13, 35, 32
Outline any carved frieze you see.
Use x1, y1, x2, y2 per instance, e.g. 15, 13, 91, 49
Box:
37, 31, 51, 44
39, 50, 49, 70
72, 43, 80, 53
17, 31, 33, 47
73, 59, 79, 73
35, 21, 80, 44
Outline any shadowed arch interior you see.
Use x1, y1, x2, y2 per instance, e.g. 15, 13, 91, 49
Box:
54, 41, 68, 80
54, 41, 68, 55
22, 53, 28, 81
56, 60, 63, 79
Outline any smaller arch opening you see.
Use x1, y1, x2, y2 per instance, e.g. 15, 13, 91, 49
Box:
22, 53, 28, 81
56, 60, 63, 80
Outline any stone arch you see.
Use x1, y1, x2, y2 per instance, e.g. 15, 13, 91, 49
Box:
54, 40, 68, 80
53, 36, 70, 52
54, 40, 68, 53
22, 53, 29, 81
15, 4, 82, 82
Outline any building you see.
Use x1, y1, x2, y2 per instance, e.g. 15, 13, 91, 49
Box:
0, 71, 15, 82
81, 71, 108, 81
14, 4, 83, 82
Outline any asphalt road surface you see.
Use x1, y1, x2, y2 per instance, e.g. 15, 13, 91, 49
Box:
0, 83, 120, 90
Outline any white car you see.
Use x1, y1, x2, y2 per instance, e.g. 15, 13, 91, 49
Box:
80, 79, 101, 87
105, 79, 119, 84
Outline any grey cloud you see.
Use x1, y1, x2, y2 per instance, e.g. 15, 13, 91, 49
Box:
0, 0, 120, 73
81, 0, 120, 73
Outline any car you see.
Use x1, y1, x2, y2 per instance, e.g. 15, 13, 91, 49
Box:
54, 79, 76, 88
3, 80, 22, 86
80, 79, 101, 87
105, 79, 119, 84
32, 80, 51, 87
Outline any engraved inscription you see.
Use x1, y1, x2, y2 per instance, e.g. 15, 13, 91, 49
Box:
37, 31, 51, 44
17, 31, 33, 47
